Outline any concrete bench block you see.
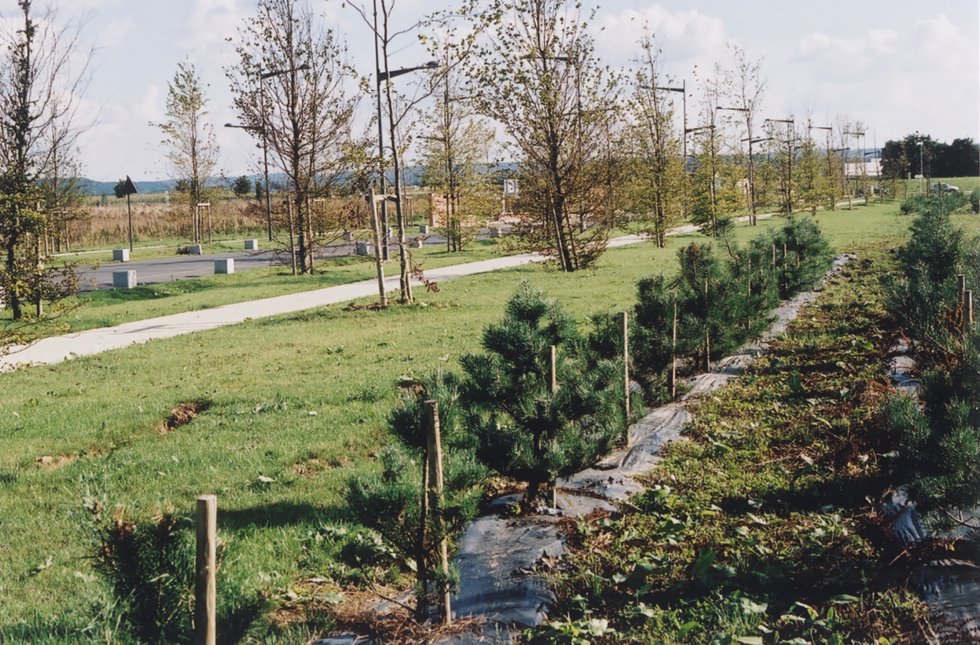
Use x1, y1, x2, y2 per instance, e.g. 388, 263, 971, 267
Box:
412, 238, 424, 248
419, 225, 430, 234
489, 227, 501, 238
244, 239, 259, 250
188, 244, 203, 255
356, 241, 373, 256
112, 270, 137, 289
342, 231, 353, 242
215, 259, 235, 274
112, 248, 130, 262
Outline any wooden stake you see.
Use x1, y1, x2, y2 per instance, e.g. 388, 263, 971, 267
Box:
425, 400, 452, 626
195, 495, 217, 645
704, 279, 711, 372
368, 190, 388, 307
286, 200, 298, 276
549, 346, 558, 509
671, 299, 678, 399
958, 275, 967, 332
549, 345, 558, 395
967, 290, 974, 330
622, 311, 630, 423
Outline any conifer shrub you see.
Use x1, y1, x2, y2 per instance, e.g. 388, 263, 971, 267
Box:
460, 285, 626, 507
772, 216, 834, 298
629, 220, 833, 396
884, 203, 980, 521
344, 371, 485, 615
88, 501, 266, 644
885, 331, 980, 517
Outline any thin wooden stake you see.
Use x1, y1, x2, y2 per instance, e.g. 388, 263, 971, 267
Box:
286, 200, 298, 276
622, 311, 630, 424
425, 400, 452, 626
671, 299, 678, 399
195, 495, 217, 645
704, 279, 711, 371
368, 190, 388, 307
549, 346, 558, 509
549, 345, 558, 395
967, 290, 974, 330
958, 275, 967, 332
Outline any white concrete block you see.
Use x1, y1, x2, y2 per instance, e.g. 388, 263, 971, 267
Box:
188, 244, 204, 255
112, 270, 137, 289
244, 239, 259, 250
215, 259, 235, 274
489, 227, 501, 238
112, 248, 130, 262
419, 225, 430, 234
356, 241, 373, 256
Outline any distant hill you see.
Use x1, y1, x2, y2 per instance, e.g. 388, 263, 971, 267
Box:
79, 163, 519, 196
80, 178, 178, 196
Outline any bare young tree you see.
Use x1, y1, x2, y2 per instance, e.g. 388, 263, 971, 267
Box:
0, 0, 90, 325
227, 0, 361, 275
627, 34, 684, 248
344, 1, 467, 303
470, 0, 621, 272
725, 45, 766, 225
154, 61, 219, 244
418, 35, 495, 252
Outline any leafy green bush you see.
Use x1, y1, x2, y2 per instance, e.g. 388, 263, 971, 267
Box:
970, 187, 979, 214
461, 285, 626, 507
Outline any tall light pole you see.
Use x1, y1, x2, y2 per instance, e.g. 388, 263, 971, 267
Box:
374, 58, 438, 260
225, 122, 270, 241
766, 117, 795, 215
250, 63, 311, 241
718, 105, 756, 224
917, 139, 926, 194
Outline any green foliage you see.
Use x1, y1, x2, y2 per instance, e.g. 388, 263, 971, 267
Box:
232, 175, 253, 198
461, 284, 626, 506
629, 218, 832, 395
886, 331, 980, 516
531, 254, 928, 642
884, 199, 980, 519
971, 188, 979, 214
345, 371, 485, 614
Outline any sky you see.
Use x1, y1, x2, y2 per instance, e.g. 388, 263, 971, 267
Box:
2, 0, 976, 182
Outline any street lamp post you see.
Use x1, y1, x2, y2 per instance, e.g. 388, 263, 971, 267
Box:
917, 140, 925, 195
843, 129, 866, 203
374, 58, 438, 260
225, 122, 271, 242
718, 105, 757, 224
765, 118, 795, 215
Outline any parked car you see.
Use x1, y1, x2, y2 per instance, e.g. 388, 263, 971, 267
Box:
930, 182, 961, 193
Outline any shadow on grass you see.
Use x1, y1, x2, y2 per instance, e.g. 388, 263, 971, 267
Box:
219, 500, 349, 532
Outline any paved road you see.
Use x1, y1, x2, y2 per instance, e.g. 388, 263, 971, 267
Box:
0, 233, 651, 371
75, 233, 460, 290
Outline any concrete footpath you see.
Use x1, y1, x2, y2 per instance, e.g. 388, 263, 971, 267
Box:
1, 232, 671, 372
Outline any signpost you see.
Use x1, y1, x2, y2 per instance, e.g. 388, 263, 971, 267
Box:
121, 176, 138, 252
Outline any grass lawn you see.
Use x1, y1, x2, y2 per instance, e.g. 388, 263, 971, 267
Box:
0, 200, 976, 639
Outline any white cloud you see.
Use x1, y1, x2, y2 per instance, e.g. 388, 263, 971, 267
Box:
593, 6, 727, 66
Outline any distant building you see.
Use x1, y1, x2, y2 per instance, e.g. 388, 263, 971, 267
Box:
845, 159, 881, 178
